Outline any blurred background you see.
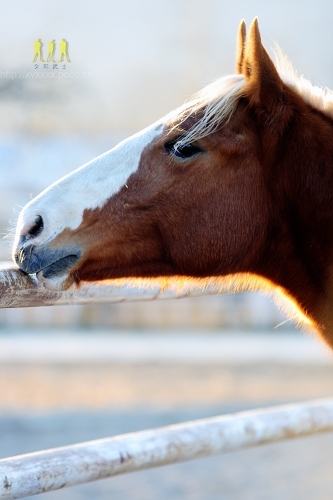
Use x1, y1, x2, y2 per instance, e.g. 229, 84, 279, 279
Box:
1, 1, 333, 499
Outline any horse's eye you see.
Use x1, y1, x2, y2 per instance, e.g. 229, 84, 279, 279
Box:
164, 140, 202, 159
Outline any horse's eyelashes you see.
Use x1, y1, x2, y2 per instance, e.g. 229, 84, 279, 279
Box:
164, 139, 202, 160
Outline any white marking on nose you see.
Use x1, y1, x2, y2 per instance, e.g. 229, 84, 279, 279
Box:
14, 121, 164, 251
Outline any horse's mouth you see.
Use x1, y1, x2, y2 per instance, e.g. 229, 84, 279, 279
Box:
37, 255, 80, 279
15, 244, 81, 279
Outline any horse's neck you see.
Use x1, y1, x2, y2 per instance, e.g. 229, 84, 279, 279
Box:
259, 110, 333, 346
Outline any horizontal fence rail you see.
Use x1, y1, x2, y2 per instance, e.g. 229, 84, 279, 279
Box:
1, 398, 333, 499
0, 261, 219, 309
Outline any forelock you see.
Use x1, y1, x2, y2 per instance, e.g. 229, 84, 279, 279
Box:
168, 74, 245, 149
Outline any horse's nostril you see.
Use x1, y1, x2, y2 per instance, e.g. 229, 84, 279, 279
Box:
28, 215, 44, 238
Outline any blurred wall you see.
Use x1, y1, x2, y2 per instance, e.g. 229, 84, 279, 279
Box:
1, 0, 332, 136
0, 292, 290, 330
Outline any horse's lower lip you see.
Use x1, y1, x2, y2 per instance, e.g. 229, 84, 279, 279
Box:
39, 255, 79, 279
15, 244, 81, 275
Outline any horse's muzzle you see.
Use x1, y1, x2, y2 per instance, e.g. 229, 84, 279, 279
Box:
14, 244, 81, 278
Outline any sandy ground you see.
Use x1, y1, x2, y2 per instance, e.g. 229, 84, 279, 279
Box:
1, 362, 333, 412
1, 331, 333, 499
0, 330, 332, 411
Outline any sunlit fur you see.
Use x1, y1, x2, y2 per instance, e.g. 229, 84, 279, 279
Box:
275, 47, 333, 119
100, 273, 312, 333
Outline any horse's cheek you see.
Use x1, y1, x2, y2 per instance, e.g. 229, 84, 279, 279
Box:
217, 179, 268, 269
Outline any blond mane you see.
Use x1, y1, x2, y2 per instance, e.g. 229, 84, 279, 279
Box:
170, 74, 245, 149
275, 47, 333, 119
170, 49, 333, 149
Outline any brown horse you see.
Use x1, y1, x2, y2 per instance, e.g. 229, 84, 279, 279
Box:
12, 19, 333, 347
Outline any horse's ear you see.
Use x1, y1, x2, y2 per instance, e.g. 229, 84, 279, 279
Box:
240, 18, 284, 108
236, 20, 246, 74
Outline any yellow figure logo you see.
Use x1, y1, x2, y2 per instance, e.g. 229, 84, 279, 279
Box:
47, 40, 56, 62
32, 39, 44, 62
33, 38, 71, 64
58, 39, 70, 62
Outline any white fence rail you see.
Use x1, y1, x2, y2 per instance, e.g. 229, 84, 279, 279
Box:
1, 398, 333, 499
0, 262, 290, 330
0, 262, 217, 309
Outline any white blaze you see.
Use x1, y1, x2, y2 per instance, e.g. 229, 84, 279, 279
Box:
14, 121, 164, 250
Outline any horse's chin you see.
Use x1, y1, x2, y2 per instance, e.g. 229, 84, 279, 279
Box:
36, 270, 74, 291
16, 247, 81, 291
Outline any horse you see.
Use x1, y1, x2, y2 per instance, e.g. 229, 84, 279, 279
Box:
12, 19, 333, 348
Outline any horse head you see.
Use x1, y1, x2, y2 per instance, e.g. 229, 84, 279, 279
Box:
13, 20, 333, 345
